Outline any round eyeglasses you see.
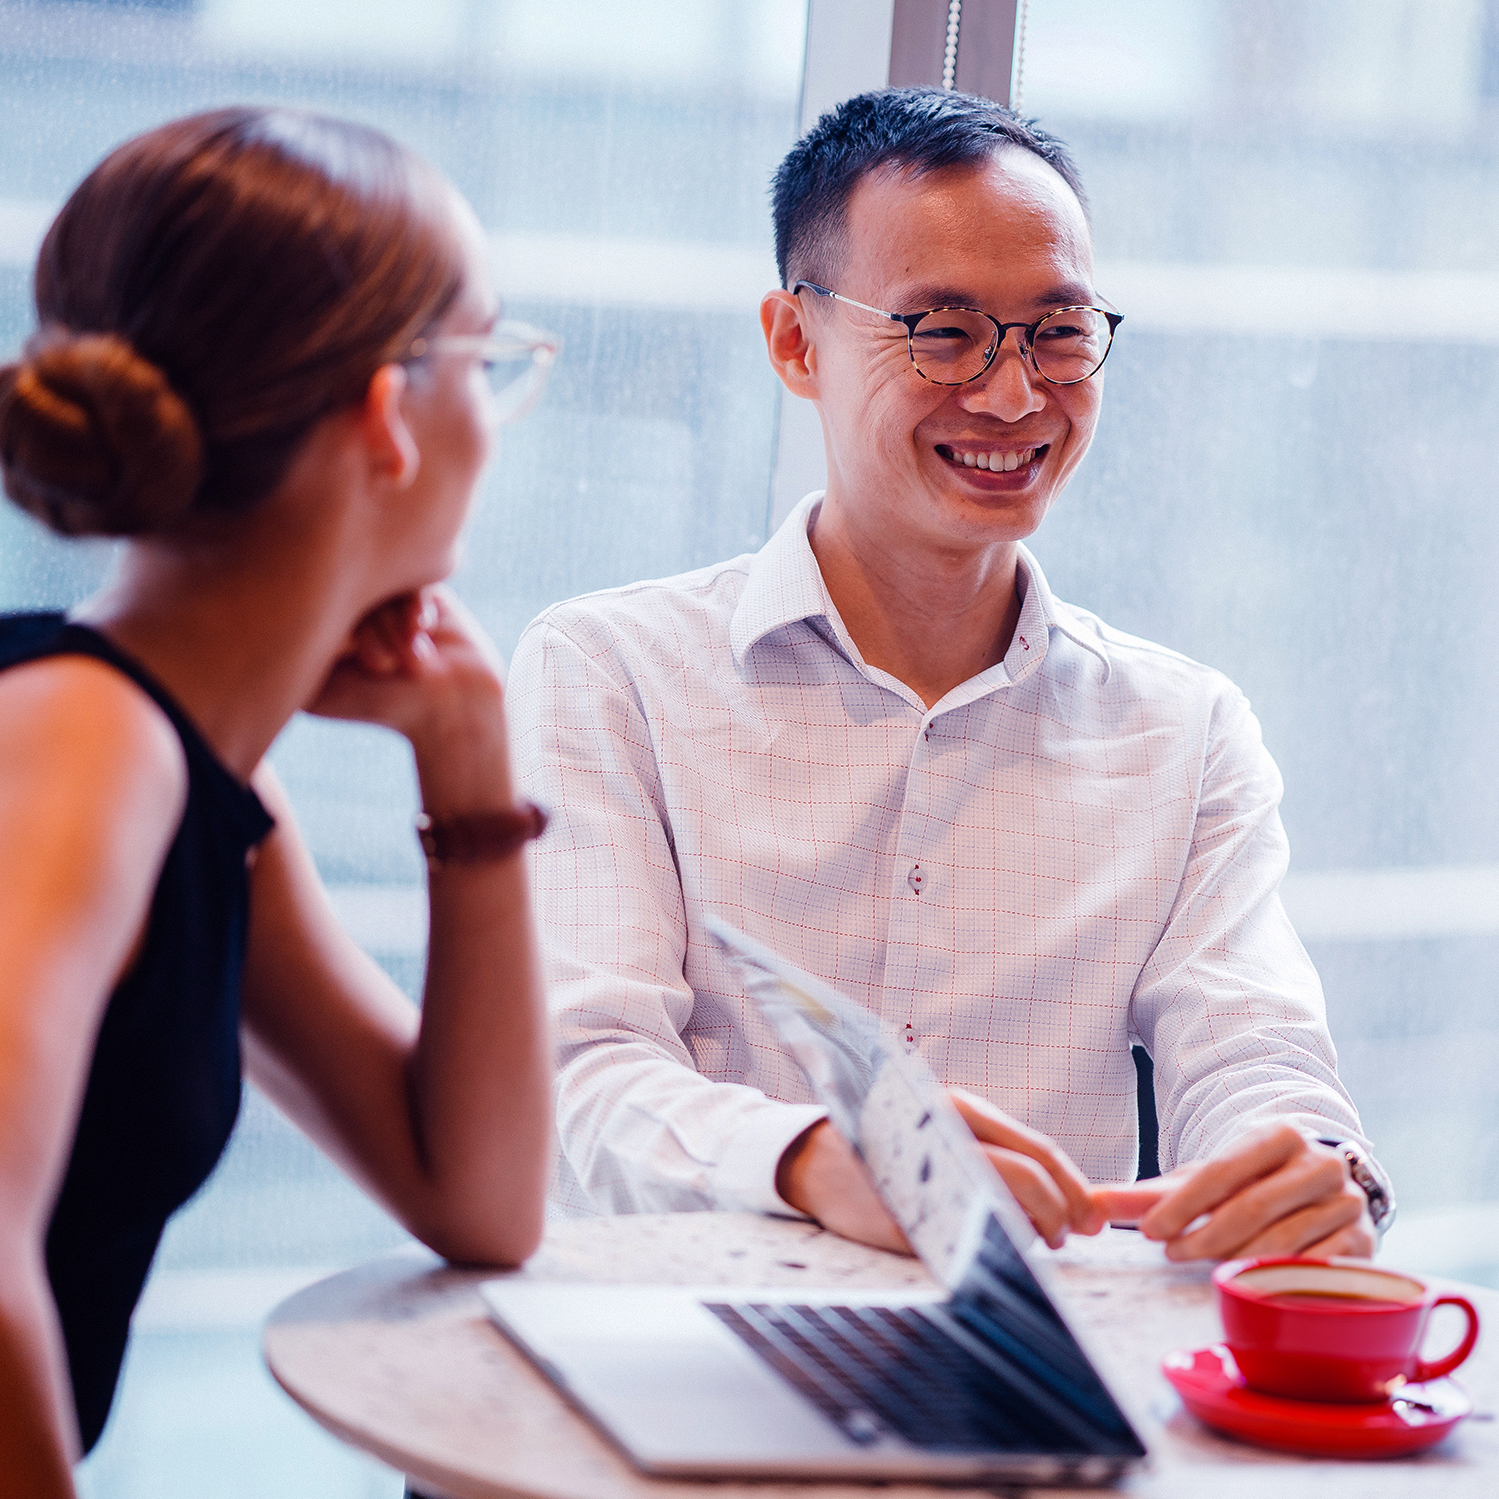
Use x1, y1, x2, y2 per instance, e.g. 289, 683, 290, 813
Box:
792, 282, 1122, 387
405, 320, 559, 426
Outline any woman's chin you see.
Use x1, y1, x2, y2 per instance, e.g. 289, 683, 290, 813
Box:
398, 548, 461, 596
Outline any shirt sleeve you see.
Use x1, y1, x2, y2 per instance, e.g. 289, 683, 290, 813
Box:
1129, 682, 1386, 1180
507, 617, 828, 1216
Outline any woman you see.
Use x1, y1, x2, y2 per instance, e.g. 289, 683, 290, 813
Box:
0, 108, 556, 1493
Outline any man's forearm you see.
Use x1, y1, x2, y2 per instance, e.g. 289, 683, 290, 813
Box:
555, 1041, 826, 1214
774, 1119, 911, 1253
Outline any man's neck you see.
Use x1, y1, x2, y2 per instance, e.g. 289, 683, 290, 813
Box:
807, 493, 1024, 710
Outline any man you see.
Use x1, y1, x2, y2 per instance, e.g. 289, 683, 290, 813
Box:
508, 88, 1390, 1260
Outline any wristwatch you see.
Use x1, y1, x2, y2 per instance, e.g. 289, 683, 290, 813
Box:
415, 802, 548, 871
1317, 1137, 1396, 1236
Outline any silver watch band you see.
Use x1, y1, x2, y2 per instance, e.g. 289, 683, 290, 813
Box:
1317, 1137, 1396, 1235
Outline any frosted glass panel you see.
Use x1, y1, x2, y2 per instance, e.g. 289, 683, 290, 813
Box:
1022, 0, 1499, 1231
0, 2, 805, 1489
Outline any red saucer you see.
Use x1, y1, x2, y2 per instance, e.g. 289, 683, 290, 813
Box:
1162, 1344, 1472, 1458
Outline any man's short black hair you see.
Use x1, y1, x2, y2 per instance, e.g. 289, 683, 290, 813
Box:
772, 87, 1088, 289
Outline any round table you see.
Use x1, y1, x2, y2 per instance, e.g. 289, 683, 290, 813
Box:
263, 1213, 1498, 1499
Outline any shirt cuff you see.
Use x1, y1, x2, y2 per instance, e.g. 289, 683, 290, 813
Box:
714, 1102, 830, 1216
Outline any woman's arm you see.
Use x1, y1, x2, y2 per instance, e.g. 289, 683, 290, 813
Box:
239, 590, 551, 1265
0, 657, 187, 1496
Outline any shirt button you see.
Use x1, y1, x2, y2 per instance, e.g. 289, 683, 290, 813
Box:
907, 864, 925, 894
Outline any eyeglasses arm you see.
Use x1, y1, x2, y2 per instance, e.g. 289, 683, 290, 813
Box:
790, 281, 904, 324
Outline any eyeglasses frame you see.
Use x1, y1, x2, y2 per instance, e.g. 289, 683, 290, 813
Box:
790, 281, 1123, 388
403, 321, 560, 424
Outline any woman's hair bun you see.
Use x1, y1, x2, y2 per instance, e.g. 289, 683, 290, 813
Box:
0, 327, 204, 538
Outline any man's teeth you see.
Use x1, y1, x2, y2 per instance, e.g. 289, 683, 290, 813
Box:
958, 447, 1037, 472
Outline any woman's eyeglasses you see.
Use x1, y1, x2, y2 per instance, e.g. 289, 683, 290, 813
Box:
405, 321, 559, 426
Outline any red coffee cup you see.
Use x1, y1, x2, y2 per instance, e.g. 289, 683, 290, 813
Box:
1213, 1257, 1480, 1404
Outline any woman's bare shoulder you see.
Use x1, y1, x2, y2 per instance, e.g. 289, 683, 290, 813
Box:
0, 653, 188, 836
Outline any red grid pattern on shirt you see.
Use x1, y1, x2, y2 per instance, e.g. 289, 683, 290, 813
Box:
510, 515, 1366, 1219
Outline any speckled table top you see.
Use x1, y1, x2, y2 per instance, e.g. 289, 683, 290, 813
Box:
263, 1213, 1498, 1499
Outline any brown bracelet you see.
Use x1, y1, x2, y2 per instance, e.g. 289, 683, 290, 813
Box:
415, 801, 548, 871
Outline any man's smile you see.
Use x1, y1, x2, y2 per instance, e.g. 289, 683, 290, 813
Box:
934, 441, 1051, 477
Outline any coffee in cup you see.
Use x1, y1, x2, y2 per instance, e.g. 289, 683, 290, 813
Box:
1212, 1256, 1480, 1403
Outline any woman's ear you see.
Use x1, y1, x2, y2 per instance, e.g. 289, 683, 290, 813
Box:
359, 364, 421, 487
761, 290, 820, 401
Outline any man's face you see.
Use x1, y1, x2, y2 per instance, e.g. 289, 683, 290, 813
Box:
804, 150, 1102, 554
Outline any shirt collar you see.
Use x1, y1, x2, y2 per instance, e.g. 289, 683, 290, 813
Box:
1007, 545, 1113, 685
729, 489, 1111, 684
729, 491, 841, 668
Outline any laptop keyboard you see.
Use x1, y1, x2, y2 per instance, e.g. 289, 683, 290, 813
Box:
705, 1300, 1072, 1452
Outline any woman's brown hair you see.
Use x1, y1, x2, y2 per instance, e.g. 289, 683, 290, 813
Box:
0, 107, 466, 538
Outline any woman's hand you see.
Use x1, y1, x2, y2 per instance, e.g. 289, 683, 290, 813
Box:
306, 587, 513, 816
306, 586, 503, 743
244, 583, 550, 1267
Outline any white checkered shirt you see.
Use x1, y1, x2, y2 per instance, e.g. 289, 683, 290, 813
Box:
509, 493, 1372, 1219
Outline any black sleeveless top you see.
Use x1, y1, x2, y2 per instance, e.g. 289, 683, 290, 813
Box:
0, 614, 274, 1452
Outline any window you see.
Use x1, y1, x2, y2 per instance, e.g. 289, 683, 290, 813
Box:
3, 2, 1494, 1489
1018, 0, 1499, 1279
0, 3, 805, 1492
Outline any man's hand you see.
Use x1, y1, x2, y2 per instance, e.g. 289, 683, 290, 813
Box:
949, 1090, 1106, 1248
776, 1094, 1108, 1255
776, 1120, 911, 1254
1091, 1123, 1375, 1261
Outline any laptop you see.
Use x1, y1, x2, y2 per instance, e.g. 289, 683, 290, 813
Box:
482, 916, 1149, 1485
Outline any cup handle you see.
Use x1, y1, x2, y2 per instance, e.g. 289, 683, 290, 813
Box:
1410, 1295, 1481, 1384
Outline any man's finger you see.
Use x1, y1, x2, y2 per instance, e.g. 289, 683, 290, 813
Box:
1175, 1193, 1373, 1265
1163, 1167, 1361, 1261
1300, 1212, 1378, 1261
1159, 1150, 1345, 1258
984, 1147, 1072, 1249
1137, 1123, 1309, 1240
1091, 1178, 1174, 1224
1207, 1188, 1366, 1262
1091, 1166, 1196, 1222
950, 1090, 1099, 1231
352, 629, 399, 673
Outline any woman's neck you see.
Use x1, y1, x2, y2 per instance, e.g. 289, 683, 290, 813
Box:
72, 497, 374, 782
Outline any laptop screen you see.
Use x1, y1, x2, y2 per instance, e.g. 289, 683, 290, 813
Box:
707, 914, 1006, 1286
708, 915, 1145, 1457
950, 1212, 1144, 1453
